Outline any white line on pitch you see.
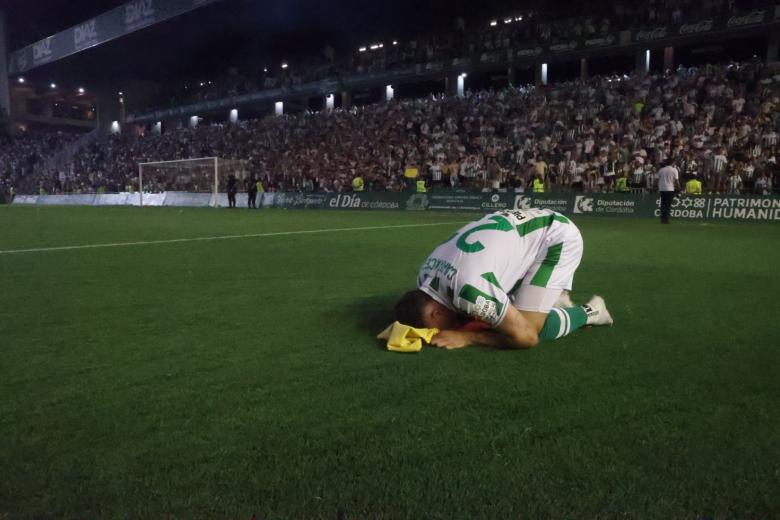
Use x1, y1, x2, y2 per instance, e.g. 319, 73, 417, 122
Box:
0, 221, 467, 256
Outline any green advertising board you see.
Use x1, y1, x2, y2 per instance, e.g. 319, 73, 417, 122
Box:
17, 190, 779, 222
426, 192, 512, 212
513, 193, 780, 222
325, 192, 405, 210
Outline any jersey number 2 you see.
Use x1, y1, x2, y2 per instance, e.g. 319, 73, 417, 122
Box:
455, 215, 514, 253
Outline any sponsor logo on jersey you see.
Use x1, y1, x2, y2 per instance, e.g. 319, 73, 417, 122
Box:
474, 296, 499, 323
74, 19, 99, 51
574, 196, 594, 214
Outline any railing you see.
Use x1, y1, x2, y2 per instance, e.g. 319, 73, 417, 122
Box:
127, 5, 780, 124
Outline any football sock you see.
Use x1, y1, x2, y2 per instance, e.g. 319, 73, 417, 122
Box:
538, 306, 589, 341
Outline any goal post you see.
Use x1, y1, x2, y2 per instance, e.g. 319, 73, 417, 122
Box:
137, 157, 248, 207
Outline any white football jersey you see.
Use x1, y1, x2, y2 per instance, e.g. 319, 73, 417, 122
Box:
417, 209, 576, 326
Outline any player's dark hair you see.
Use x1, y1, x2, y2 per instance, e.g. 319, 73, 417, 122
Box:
395, 289, 432, 328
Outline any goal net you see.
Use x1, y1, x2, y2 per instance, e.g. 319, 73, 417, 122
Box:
137, 157, 248, 207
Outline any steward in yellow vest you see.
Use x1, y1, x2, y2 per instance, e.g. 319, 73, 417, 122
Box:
685, 178, 702, 195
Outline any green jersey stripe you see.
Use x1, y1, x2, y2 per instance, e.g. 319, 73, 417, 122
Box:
516, 214, 569, 237
509, 277, 525, 295
516, 215, 553, 237
480, 272, 503, 290
530, 243, 564, 287
458, 284, 505, 316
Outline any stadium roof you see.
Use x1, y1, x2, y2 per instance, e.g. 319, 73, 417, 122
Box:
5, 0, 535, 83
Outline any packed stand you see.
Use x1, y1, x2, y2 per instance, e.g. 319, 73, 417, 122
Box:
0, 131, 78, 199
21, 60, 768, 197
140, 0, 770, 111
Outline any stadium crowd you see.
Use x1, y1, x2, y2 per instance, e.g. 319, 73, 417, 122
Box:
150, 0, 768, 110
2, 59, 780, 197
0, 131, 77, 197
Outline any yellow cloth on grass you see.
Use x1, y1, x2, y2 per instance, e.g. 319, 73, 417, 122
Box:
377, 321, 439, 353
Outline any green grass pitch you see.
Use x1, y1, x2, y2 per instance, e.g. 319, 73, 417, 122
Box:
0, 205, 778, 518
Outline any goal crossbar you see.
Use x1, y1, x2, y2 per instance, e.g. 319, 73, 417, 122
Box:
137, 157, 247, 207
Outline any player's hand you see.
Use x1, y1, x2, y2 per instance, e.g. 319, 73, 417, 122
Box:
430, 331, 472, 350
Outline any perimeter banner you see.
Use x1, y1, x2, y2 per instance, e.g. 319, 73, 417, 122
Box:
9, 0, 223, 75
511, 193, 780, 222
11, 191, 780, 221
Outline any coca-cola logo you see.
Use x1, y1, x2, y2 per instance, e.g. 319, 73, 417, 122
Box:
727, 10, 765, 27
636, 27, 667, 41
585, 34, 616, 47
550, 41, 578, 52
678, 19, 713, 35
515, 47, 543, 57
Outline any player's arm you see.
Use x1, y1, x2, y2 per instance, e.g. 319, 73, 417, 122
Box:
431, 306, 542, 350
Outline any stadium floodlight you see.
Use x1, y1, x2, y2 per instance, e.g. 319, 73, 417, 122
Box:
137, 157, 248, 207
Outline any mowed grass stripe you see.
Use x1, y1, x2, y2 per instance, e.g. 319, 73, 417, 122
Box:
0, 221, 468, 255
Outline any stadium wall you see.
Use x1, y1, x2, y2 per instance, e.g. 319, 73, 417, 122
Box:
10, 191, 780, 222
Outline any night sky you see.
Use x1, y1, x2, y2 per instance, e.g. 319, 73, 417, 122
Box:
2, 0, 537, 83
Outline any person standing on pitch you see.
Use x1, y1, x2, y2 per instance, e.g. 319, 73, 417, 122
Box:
657, 160, 680, 224
246, 175, 257, 209
226, 174, 238, 209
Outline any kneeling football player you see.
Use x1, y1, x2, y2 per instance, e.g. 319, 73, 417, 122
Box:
395, 209, 613, 350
